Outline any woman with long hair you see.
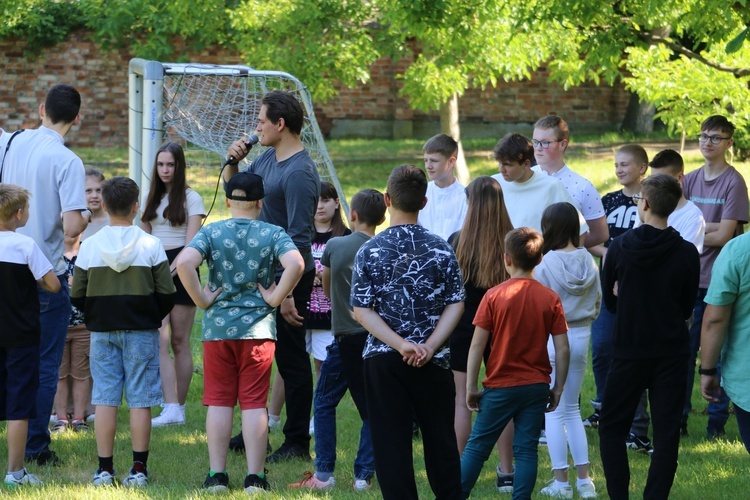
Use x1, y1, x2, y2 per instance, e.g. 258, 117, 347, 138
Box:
535, 202, 601, 498
141, 142, 206, 426
449, 176, 513, 458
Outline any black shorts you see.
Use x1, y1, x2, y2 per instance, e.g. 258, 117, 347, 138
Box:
0, 344, 40, 420
166, 246, 197, 307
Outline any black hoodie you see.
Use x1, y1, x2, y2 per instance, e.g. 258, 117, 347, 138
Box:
602, 224, 700, 359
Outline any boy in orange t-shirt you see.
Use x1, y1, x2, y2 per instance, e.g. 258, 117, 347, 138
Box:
460, 227, 570, 499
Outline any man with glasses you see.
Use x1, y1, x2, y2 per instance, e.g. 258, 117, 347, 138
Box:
532, 115, 609, 249
681, 115, 748, 439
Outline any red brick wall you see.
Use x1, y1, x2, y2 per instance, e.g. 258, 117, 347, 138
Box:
0, 30, 629, 148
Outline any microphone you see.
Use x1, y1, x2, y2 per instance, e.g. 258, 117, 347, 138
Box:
224, 134, 260, 166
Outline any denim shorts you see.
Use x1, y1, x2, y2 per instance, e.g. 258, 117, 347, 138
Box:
90, 330, 162, 408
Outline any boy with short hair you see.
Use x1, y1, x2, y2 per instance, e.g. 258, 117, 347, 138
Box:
289, 188, 386, 491
532, 115, 608, 248
681, 115, 748, 438
599, 174, 699, 499
460, 227, 570, 499
71, 176, 176, 488
176, 171, 304, 494
0, 184, 60, 486
418, 134, 468, 240
586, 144, 648, 431
352, 165, 465, 499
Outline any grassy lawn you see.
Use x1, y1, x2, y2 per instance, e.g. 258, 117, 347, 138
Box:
3, 135, 749, 498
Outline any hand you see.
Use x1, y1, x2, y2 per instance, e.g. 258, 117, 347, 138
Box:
613, 281, 619, 297
546, 387, 563, 412
414, 344, 435, 367
258, 282, 278, 307
226, 138, 251, 165
466, 388, 482, 412
313, 276, 321, 287
399, 341, 426, 366
196, 283, 221, 309
280, 295, 303, 327
700, 374, 723, 402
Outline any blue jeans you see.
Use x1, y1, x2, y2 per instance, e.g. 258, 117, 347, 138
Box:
461, 383, 548, 499
26, 276, 70, 456
734, 403, 750, 454
591, 307, 615, 407
684, 288, 730, 431
313, 334, 374, 480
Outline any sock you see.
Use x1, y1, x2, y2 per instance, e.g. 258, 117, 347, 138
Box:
72, 419, 84, 425
496, 465, 513, 476
133, 450, 149, 472
577, 477, 594, 487
98, 456, 114, 474
209, 470, 227, 477
253, 472, 265, 479
315, 471, 332, 482
57, 418, 69, 424
9, 469, 25, 480
555, 480, 570, 489
269, 414, 281, 423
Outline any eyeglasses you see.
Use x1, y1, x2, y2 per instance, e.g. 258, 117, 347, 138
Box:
632, 193, 645, 203
531, 139, 563, 149
698, 133, 730, 145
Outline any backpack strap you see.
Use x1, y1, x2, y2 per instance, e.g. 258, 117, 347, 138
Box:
0, 129, 27, 183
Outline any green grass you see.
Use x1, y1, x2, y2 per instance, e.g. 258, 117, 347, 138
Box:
4, 135, 749, 498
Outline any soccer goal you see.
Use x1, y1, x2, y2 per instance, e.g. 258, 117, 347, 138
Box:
127, 58, 348, 219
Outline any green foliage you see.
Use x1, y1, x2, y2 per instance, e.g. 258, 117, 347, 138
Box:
0, 0, 85, 57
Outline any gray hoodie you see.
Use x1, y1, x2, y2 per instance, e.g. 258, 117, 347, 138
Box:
535, 248, 601, 326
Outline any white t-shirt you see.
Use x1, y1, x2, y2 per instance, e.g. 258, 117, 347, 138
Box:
534, 164, 606, 222
146, 188, 206, 249
492, 171, 589, 234
0, 126, 86, 275
418, 179, 468, 240
635, 200, 705, 253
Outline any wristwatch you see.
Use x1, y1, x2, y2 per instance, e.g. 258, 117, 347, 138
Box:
698, 365, 718, 376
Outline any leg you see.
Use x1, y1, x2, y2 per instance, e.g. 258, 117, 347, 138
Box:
599, 358, 650, 500
313, 341, 348, 476
7, 420, 28, 472
26, 277, 70, 458
168, 304, 196, 404
733, 403, 750, 454
410, 363, 462, 500
72, 378, 91, 421
364, 353, 418, 500
129, 408, 152, 453
243, 408, 269, 475
274, 269, 315, 451
683, 288, 706, 428
70, 328, 92, 422
268, 370, 285, 418
706, 362, 730, 437
497, 422, 515, 473
453, 370, 472, 455
511, 384, 551, 499
207, 406, 233, 471
629, 391, 650, 438
590, 305, 615, 407
157, 315, 177, 404
644, 356, 688, 500
54, 335, 72, 421
95, 406, 118, 457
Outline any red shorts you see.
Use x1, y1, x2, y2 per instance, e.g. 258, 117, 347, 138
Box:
202, 339, 274, 410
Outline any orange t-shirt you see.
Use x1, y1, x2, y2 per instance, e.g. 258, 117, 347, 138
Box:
473, 278, 568, 388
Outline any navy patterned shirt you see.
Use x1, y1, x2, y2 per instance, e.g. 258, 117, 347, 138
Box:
602, 189, 638, 247
350, 224, 465, 368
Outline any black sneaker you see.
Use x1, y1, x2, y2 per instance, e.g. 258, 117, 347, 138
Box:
244, 473, 270, 493
25, 449, 61, 467
582, 411, 600, 429
495, 471, 514, 493
680, 422, 689, 437
266, 442, 311, 463
202, 471, 229, 492
626, 433, 653, 454
228, 431, 245, 453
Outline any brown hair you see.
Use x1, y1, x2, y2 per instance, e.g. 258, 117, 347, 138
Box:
102, 177, 140, 217
534, 115, 569, 141
386, 164, 427, 213
453, 177, 513, 288
701, 115, 735, 137
641, 174, 681, 218
616, 144, 649, 167
649, 149, 684, 175
541, 202, 580, 254
0, 183, 30, 222
423, 134, 458, 158
493, 133, 535, 164
350, 189, 386, 227
320, 181, 348, 237
505, 227, 544, 271
142, 142, 189, 226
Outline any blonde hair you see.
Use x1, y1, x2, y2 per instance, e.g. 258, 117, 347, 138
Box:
0, 183, 30, 222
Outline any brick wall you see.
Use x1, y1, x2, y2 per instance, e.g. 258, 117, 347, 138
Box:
0, 30, 630, 148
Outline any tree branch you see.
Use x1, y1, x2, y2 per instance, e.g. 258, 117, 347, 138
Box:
642, 33, 750, 78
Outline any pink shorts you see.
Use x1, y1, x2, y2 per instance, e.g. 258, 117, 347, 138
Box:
202, 339, 275, 410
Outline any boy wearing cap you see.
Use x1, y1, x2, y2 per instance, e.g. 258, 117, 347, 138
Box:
176, 172, 304, 493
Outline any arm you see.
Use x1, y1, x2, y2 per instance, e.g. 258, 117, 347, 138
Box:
700, 304, 732, 402
322, 266, 331, 298
38, 269, 61, 293
258, 250, 304, 308
703, 219, 739, 248
548, 333, 570, 412
169, 214, 205, 276
353, 306, 426, 364
420, 302, 464, 365
140, 219, 152, 234
601, 242, 617, 312
62, 210, 89, 239
583, 216, 609, 248
466, 327, 490, 411
175, 247, 219, 310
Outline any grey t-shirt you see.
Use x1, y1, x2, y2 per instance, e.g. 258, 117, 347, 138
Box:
246, 148, 320, 272
320, 231, 371, 336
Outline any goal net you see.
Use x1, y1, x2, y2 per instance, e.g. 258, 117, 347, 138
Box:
128, 58, 348, 221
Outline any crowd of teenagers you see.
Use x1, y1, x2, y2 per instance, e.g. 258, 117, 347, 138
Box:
0, 83, 749, 499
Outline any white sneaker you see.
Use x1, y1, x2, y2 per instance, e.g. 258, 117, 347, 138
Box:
5, 468, 43, 486
539, 429, 547, 445
49, 413, 57, 423
151, 404, 185, 427
309, 417, 315, 436
576, 479, 598, 498
123, 468, 149, 488
353, 478, 372, 491
540, 479, 573, 499
93, 469, 116, 486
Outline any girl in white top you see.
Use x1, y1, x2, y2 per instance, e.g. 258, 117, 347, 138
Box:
140, 142, 205, 426
535, 202, 601, 499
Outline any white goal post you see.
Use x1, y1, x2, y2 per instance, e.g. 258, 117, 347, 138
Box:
127, 58, 348, 217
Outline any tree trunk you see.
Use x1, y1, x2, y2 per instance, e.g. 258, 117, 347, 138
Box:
620, 92, 656, 134
439, 93, 470, 185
